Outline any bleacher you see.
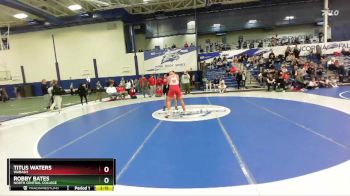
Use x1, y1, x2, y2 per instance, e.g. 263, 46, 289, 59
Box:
204, 67, 237, 88
245, 53, 350, 85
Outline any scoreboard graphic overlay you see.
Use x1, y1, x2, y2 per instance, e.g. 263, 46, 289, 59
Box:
7, 159, 116, 191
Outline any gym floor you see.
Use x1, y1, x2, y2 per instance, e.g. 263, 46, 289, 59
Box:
1, 88, 350, 195
0, 94, 109, 122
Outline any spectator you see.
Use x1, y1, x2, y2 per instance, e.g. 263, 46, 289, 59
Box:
125, 80, 131, 95
77, 83, 88, 105
338, 64, 346, 83
181, 71, 191, 94
225, 66, 231, 76
341, 48, 350, 56
213, 77, 220, 92
218, 78, 227, 93
129, 86, 137, 99
203, 77, 211, 91
48, 82, 54, 107
266, 74, 276, 91
241, 71, 246, 89
293, 45, 300, 58
120, 77, 126, 87
148, 75, 156, 97
86, 77, 91, 94
316, 64, 324, 80
140, 75, 149, 98
236, 71, 243, 90
50, 80, 64, 112
316, 45, 322, 61
134, 78, 140, 93
191, 73, 196, 86
0, 86, 9, 102
95, 80, 103, 102
69, 79, 74, 96
117, 84, 127, 99
230, 66, 237, 75
328, 76, 339, 88
15, 85, 22, 99
156, 75, 163, 88
107, 78, 115, 87
306, 77, 318, 90
106, 83, 117, 100
276, 71, 286, 91
155, 86, 163, 97
41, 79, 50, 109
318, 77, 330, 88
285, 46, 292, 58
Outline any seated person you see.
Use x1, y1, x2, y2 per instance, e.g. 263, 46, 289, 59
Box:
318, 77, 331, 88
218, 79, 227, 93
230, 66, 237, 75
266, 63, 276, 74
0, 87, 9, 102
328, 76, 338, 88
316, 64, 324, 80
117, 84, 127, 99
225, 66, 231, 75
276, 72, 286, 91
306, 77, 318, 90
266, 74, 276, 91
205, 80, 212, 91
129, 86, 137, 99
213, 77, 220, 91
106, 85, 117, 100
217, 60, 223, 68
155, 86, 163, 97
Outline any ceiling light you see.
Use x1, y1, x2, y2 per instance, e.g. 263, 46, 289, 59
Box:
248, 20, 257, 24
13, 13, 28, 19
213, 24, 221, 28
68, 4, 82, 11
187, 21, 195, 29
187, 21, 195, 26
284, 16, 295, 20
143, 0, 152, 3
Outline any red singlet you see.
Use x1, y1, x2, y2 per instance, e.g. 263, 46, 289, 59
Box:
167, 74, 182, 98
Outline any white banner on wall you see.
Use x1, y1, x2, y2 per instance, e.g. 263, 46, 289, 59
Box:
199, 41, 350, 62
143, 47, 197, 74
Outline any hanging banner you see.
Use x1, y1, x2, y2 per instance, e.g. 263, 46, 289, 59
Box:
143, 47, 197, 74
198, 40, 350, 62
198, 52, 220, 62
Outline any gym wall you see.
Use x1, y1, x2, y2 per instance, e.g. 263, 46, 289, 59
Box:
0, 21, 136, 85
135, 34, 196, 51
197, 24, 319, 48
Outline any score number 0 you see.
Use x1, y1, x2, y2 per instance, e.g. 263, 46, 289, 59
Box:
103, 166, 110, 184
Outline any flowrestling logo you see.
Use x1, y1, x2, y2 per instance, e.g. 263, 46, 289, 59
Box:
152, 105, 231, 122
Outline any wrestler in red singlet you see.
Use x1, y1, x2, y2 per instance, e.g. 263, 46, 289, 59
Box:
166, 71, 186, 116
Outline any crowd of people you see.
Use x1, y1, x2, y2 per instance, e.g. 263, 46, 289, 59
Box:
199, 34, 320, 53
238, 46, 349, 91
202, 56, 247, 93
0, 71, 194, 114
256, 46, 349, 91
201, 45, 350, 92
138, 42, 195, 52
105, 71, 192, 100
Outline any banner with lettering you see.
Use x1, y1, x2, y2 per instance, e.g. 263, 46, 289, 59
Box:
198, 41, 350, 62
143, 47, 197, 74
